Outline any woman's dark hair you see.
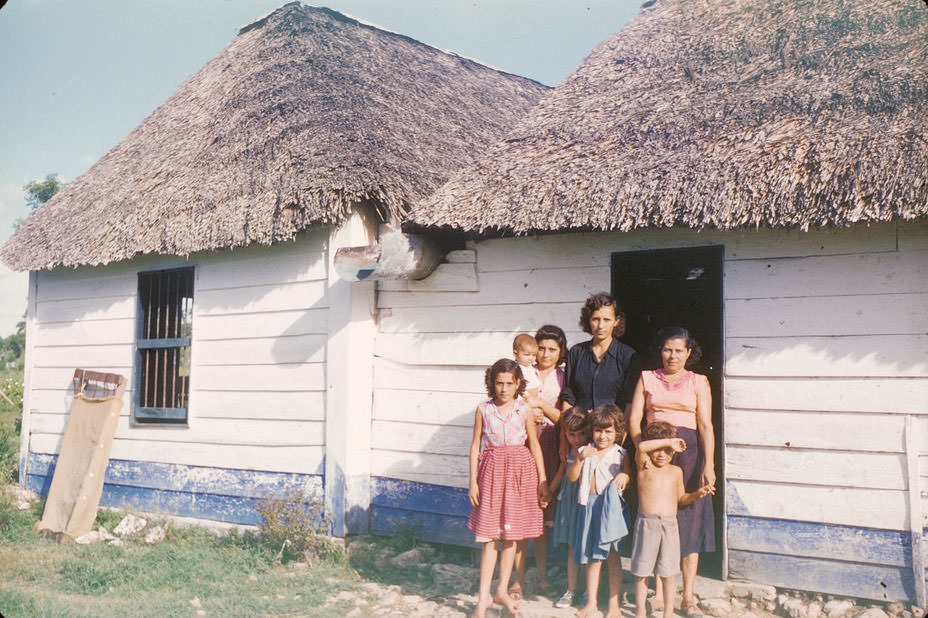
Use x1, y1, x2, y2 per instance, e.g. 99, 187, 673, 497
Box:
578, 292, 626, 338
651, 326, 702, 369
484, 358, 526, 399
535, 324, 568, 365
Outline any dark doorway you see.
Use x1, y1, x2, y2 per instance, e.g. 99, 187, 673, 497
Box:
612, 245, 724, 578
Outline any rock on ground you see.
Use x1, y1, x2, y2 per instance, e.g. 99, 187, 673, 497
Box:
114, 513, 147, 536
826, 600, 856, 618
144, 525, 166, 544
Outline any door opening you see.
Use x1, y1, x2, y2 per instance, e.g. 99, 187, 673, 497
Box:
612, 245, 724, 578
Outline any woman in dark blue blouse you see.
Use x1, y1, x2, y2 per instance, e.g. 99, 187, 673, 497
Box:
561, 293, 641, 416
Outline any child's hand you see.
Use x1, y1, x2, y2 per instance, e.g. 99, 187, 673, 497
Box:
469, 482, 480, 507
578, 444, 595, 460
537, 482, 551, 508
635, 449, 650, 471
614, 472, 630, 492
696, 484, 715, 498
670, 438, 686, 453
540, 482, 553, 505
524, 392, 543, 409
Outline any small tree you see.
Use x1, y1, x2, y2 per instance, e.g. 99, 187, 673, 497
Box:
23, 173, 63, 210
0, 318, 25, 365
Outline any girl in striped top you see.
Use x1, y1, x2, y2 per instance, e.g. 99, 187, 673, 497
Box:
468, 358, 549, 618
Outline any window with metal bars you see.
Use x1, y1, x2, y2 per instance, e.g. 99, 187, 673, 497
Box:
134, 267, 193, 423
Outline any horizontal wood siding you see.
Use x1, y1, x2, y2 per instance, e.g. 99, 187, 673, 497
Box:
27, 453, 322, 525
372, 221, 928, 601
724, 223, 927, 601
26, 230, 329, 478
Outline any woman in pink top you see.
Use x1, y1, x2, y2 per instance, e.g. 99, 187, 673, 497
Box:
628, 327, 715, 618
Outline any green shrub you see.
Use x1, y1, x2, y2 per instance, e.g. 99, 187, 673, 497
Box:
387, 521, 423, 553
254, 491, 343, 564
0, 375, 23, 409
0, 417, 19, 485
93, 507, 127, 532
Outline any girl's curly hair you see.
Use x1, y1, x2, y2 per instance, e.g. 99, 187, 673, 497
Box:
590, 403, 626, 438
484, 358, 526, 399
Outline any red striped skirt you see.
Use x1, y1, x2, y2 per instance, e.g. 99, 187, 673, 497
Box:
468, 445, 544, 541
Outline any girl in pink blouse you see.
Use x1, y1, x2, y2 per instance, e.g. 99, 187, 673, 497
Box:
468, 358, 549, 618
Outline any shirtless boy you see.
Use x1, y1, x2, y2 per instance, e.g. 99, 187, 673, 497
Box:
632, 421, 715, 618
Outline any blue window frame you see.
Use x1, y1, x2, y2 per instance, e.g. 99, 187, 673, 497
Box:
134, 267, 193, 423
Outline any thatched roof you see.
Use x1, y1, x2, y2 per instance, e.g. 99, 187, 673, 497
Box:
411, 0, 928, 234
3, 3, 547, 270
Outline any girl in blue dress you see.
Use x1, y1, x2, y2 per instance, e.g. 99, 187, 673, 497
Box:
551, 406, 590, 608
567, 403, 631, 618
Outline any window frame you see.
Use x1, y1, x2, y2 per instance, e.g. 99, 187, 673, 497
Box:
133, 266, 194, 425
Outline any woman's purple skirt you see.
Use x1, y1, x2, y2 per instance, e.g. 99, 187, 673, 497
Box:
673, 426, 716, 556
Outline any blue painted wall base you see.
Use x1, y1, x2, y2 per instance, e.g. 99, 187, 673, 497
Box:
27, 453, 324, 526
370, 477, 474, 546
729, 515, 920, 602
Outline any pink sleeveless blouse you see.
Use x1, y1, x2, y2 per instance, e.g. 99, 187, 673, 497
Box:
480, 399, 531, 449
642, 369, 707, 430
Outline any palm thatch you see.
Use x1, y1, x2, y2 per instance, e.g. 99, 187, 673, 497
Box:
2, 3, 547, 270
411, 0, 928, 234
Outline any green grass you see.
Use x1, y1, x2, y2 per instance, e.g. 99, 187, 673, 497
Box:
0, 508, 367, 618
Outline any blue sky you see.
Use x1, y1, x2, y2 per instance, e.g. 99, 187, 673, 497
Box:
0, 0, 639, 336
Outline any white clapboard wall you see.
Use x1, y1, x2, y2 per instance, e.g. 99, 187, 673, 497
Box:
373, 219, 928, 601
25, 228, 330, 476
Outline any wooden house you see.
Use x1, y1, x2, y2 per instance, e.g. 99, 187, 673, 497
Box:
0, 2, 547, 537
5, 0, 928, 604
397, 0, 928, 604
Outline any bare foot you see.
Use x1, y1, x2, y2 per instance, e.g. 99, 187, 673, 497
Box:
495, 589, 521, 615
537, 577, 554, 597
576, 602, 600, 618
605, 606, 622, 618
508, 582, 523, 600
472, 594, 491, 618
683, 602, 704, 618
